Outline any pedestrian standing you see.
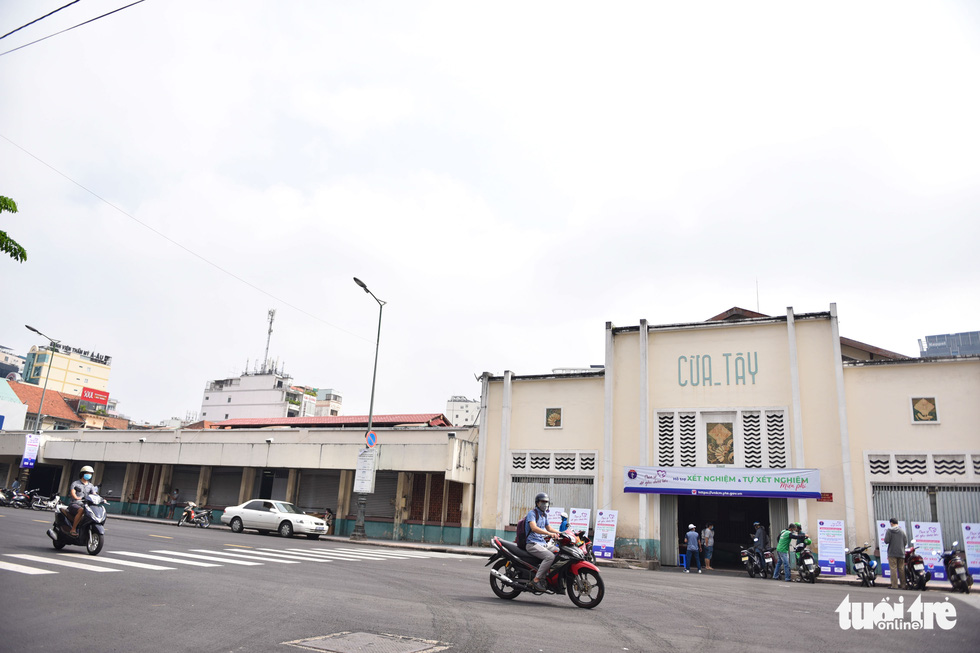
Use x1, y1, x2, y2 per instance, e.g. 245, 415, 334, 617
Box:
167, 488, 180, 519
883, 517, 908, 589
701, 523, 715, 570
684, 523, 702, 573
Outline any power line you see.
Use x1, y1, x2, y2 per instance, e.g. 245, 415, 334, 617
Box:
0, 0, 149, 58
0, 0, 84, 41
0, 133, 369, 343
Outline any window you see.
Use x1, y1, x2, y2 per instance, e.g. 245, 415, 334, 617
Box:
202, 412, 207, 417
227, 397, 231, 403
224, 414, 229, 419
205, 396, 209, 401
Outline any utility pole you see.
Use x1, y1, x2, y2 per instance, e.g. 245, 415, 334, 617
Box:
262, 309, 275, 374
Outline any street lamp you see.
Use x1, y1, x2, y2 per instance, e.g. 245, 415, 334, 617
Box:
350, 277, 385, 541
22, 325, 59, 484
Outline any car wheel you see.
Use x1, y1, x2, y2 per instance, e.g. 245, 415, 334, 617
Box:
230, 517, 244, 533
306, 534, 320, 540
279, 521, 294, 538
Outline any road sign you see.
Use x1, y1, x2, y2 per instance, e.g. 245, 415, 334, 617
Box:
365, 431, 377, 448
354, 447, 377, 494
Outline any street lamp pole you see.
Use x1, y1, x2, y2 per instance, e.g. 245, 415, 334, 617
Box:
22, 325, 59, 485
350, 277, 385, 541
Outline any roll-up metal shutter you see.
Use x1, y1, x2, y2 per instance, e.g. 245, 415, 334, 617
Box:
208, 467, 243, 508
769, 499, 788, 538
348, 471, 398, 519
660, 494, 678, 566
936, 485, 980, 551
0, 462, 10, 485
297, 470, 341, 513
99, 463, 126, 498
872, 484, 932, 526
172, 465, 200, 503
508, 476, 595, 526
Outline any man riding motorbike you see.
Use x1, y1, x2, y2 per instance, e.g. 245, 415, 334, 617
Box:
66, 465, 97, 537
525, 492, 561, 592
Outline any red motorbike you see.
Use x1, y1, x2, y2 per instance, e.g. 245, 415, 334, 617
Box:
486, 532, 605, 608
903, 540, 931, 591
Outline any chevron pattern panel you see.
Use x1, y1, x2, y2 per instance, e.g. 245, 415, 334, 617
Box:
509, 451, 598, 476
679, 413, 696, 467
554, 454, 577, 471
895, 454, 927, 475
657, 412, 675, 466
765, 411, 787, 468
868, 454, 891, 476
742, 411, 762, 468
974, 455, 980, 476
933, 455, 966, 476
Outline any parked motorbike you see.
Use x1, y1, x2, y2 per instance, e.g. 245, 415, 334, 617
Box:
45, 488, 110, 555
937, 541, 973, 594
793, 533, 820, 583
0, 484, 16, 507
741, 539, 768, 578
30, 490, 61, 511
177, 501, 213, 528
903, 540, 931, 591
763, 547, 776, 578
846, 542, 878, 587
486, 532, 605, 608
8, 485, 32, 509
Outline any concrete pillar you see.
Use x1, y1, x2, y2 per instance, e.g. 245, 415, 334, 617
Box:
338, 470, 354, 518
459, 482, 475, 546
238, 467, 256, 504
121, 463, 139, 504
285, 468, 299, 504
57, 461, 73, 496
198, 466, 213, 506
392, 472, 410, 541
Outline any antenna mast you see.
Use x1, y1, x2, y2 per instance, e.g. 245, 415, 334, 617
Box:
262, 309, 276, 374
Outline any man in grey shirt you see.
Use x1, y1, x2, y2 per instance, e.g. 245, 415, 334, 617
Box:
883, 518, 908, 589
701, 523, 715, 570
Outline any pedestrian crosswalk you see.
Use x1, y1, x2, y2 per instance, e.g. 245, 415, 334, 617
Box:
0, 544, 473, 577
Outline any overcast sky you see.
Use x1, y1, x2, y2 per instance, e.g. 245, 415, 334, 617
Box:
2, 1, 979, 424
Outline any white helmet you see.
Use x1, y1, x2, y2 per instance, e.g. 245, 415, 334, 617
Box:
80, 465, 95, 475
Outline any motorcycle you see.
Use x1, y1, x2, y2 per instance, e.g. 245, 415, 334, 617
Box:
30, 490, 61, 511
45, 488, 110, 555
937, 541, 973, 594
846, 542, 878, 587
177, 501, 212, 528
741, 538, 768, 578
903, 540, 931, 591
0, 485, 15, 507
793, 533, 820, 583
8, 485, 32, 509
763, 546, 777, 578
486, 532, 605, 608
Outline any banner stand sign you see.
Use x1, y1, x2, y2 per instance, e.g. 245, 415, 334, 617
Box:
594, 510, 618, 560
962, 523, 980, 582
911, 522, 946, 582
21, 432, 40, 469
568, 508, 591, 534
624, 465, 820, 499
817, 519, 846, 576
877, 520, 907, 578
546, 507, 565, 529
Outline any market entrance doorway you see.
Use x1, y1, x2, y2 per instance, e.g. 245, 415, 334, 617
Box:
677, 495, 772, 568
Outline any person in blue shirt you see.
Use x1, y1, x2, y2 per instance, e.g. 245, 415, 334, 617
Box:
525, 492, 561, 591
684, 524, 702, 573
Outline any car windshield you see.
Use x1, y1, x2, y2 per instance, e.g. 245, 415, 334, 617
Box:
274, 502, 303, 514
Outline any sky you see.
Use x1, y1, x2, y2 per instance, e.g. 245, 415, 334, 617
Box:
2, 1, 979, 425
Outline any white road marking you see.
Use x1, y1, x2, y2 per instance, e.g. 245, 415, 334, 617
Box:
58, 552, 175, 570
296, 548, 409, 560
280, 549, 375, 561
192, 549, 301, 564
251, 548, 334, 561
0, 560, 58, 575
150, 550, 263, 566
5, 554, 120, 572
109, 552, 221, 567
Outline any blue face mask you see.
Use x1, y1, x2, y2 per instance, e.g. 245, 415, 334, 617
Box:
83, 473, 92, 481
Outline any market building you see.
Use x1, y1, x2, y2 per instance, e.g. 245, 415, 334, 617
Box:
0, 413, 477, 545
472, 305, 980, 567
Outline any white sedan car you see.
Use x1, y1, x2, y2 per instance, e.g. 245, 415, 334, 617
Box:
221, 499, 327, 539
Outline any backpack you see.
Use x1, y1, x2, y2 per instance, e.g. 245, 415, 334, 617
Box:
516, 508, 540, 550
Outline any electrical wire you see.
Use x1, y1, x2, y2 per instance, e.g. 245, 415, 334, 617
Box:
0, 133, 369, 343
0, 0, 148, 58
0, 0, 84, 41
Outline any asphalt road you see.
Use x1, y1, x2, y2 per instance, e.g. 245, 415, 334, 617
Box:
1, 507, 978, 653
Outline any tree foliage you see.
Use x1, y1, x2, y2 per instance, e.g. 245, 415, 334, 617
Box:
0, 195, 27, 263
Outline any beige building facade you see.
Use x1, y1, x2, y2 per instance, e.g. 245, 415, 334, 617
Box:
474, 305, 980, 566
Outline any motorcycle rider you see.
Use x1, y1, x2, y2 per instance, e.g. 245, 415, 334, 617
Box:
525, 492, 561, 592
752, 521, 769, 565
66, 465, 97, 537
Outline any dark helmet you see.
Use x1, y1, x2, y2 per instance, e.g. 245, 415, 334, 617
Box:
534, 492, 550, 510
